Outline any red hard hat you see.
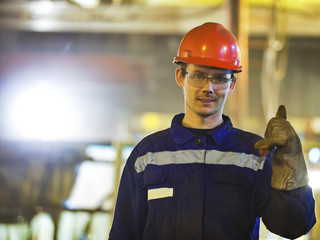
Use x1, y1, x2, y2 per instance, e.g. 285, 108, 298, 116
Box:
173, 22, 242, 72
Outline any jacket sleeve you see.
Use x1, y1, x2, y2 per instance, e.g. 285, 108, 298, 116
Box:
262, 186, 316, 239
255, 156, 316, 239
109, 148, 147, 240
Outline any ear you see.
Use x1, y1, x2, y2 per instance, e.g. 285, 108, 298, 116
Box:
228, 77, 237, 93
175, 68, 185, 87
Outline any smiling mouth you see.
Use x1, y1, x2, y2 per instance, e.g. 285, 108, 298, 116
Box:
199, 98, 216, 102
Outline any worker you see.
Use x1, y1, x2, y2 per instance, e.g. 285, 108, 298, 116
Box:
108, 22, 316, 239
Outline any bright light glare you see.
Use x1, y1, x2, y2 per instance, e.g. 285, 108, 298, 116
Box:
72, 0, 99, 8
85, 145, 117, 161
308, 148, 320, 164
8, 81, 80, 141
308, 170, 320, 190
64, 161, 114, 210
31, 1, 55, 15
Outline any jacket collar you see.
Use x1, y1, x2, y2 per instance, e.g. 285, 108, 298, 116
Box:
171, 113, 233, 145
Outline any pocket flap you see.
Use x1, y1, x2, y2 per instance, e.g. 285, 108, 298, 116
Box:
211, 165, 255, 189
143, 165, 168, 188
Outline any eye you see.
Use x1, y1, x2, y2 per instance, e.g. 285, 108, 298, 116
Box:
217, 76, 228, 82
214, 74, 231, 83
193, 74, 205, 80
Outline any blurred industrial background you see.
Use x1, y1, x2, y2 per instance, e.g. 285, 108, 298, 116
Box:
0, 0, 319, 239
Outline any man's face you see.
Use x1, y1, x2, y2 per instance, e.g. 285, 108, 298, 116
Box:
176, 64, 236, 121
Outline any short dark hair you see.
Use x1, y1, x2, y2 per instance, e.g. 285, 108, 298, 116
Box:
178, 62, 188, 77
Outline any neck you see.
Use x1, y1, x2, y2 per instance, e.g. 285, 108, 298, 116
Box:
182, 113, 224, 129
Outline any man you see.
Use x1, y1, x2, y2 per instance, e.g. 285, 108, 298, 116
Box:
109, 22, 316, 239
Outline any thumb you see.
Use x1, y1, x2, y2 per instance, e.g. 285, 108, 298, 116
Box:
254, 139, 275, 156
254, 105, 287, 155
276, 105, 287, 120
254, 139, 276, 149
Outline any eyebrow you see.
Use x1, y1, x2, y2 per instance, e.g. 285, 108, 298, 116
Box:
191, 70, 208, 75
191, 70, 232, 76
192, 70, 203, 73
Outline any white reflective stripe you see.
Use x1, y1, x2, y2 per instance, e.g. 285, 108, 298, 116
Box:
148, 187, 173, 200
134, 150, 265, 173
205, 150, 265, 171
134, 150, 204, 173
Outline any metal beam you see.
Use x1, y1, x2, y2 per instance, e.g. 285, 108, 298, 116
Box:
226, 0, 249, 129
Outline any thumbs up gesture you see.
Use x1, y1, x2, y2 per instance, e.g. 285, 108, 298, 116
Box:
255, 105, 309, 190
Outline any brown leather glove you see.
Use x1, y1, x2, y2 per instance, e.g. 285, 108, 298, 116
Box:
255, 105, 309, 190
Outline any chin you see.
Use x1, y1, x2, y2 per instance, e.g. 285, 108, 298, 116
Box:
198, 109, 220, 118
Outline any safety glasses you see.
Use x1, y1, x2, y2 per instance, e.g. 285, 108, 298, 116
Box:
185, 71, 233, 90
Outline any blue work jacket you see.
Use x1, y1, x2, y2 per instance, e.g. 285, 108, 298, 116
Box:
109, 114, 316, 240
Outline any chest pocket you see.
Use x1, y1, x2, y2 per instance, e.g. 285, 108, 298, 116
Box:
208, 165, 256, 218
211, 165, 255, 189
142, 165, 177, 209
142, 165, 177, 238
143, 165, 175, 200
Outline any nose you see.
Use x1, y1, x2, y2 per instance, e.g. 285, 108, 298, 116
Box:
202, 79, 215, 92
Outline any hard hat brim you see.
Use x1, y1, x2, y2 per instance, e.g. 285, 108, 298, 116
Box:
173, 56, 242, 73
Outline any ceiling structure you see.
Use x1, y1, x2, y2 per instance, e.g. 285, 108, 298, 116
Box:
0, 0, 320, 36
1, 0, 320, 142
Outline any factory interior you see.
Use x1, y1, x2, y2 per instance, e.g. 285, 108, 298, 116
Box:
0, 0, 320, 239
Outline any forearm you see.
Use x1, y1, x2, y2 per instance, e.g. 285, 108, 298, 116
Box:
262, 185, 316, 239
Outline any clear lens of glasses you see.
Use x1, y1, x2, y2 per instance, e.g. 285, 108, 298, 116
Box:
186, 73, 232, 90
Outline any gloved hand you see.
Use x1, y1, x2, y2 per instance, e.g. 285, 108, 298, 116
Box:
255, 105, 309, 190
